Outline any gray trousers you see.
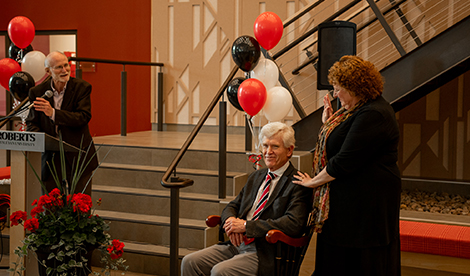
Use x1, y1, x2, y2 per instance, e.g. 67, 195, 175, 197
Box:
181, 243, 258, 276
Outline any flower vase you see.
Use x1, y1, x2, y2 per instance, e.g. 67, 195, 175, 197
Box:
35, 245, 95, 276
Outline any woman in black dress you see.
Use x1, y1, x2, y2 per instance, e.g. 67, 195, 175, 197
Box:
294, 55, 401, 276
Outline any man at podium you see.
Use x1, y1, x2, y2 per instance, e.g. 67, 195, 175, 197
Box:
26, 51, 98, 195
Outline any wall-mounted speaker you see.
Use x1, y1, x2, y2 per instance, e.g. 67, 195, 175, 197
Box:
317, 21, 357, 90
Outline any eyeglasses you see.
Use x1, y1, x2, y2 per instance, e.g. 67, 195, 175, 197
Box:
50, 63, 70, 71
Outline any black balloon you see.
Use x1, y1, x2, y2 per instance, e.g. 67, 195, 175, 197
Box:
226, 77, 245, 111
8, 43, 34, 62
231, 36, 261, 72
9, 71, 35, 101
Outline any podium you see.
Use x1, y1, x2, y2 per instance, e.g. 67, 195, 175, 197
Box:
0, 130, 80, 275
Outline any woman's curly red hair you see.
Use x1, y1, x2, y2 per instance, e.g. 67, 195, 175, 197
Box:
328, 55, 383, 101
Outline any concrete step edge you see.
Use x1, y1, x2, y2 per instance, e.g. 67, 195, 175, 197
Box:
95, 142, 248, 154
96, 210, 208, 229
399, 210, 470, 226
122, 240, 199, 257
93, 185, 236, 203
98, 162, 246, 178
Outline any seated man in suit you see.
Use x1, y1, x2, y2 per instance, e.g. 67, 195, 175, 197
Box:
181, 122, 312, 276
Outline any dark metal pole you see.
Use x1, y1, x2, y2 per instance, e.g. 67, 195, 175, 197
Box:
170, 188, 180, 276
283, 0, 324, 28
278, 70, 306, 119
219, 101, 227, 199
366, 0, 407, 56
262, 49, 306, 119
245, 115, 252, 152
389, 0, 422, 47
157, 68, 164, 131
121, 66, 127, 136
75, 61, 82, 79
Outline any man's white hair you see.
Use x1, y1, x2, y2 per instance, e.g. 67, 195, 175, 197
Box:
44, 51, 67, 68
258, 122, 295, 148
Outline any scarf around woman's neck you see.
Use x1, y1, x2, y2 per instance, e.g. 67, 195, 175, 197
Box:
309, 101, 364, 233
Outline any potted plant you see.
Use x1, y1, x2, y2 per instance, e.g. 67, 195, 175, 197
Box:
8, 134, 128, 275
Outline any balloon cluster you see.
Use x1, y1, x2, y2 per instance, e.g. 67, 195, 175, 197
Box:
0, 16, 46, 101
228, 12, 292, 122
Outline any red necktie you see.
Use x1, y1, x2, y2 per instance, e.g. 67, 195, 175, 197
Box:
244, 172, 276, 245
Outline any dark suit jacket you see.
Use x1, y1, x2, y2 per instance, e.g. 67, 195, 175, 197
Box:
26, 77, 99, 194
221, 162, 312, 276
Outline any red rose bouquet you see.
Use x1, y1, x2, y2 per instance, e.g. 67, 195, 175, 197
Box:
8, 134, 128, 275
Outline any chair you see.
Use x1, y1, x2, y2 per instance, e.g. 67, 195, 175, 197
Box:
206, 215, 313, 276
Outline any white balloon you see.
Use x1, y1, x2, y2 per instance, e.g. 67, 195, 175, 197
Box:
250, 59, 279, 91
263, 86, 292, 122
21, 51, 46, 82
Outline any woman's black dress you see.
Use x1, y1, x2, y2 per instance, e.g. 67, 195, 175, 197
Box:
315, 96, 402, 276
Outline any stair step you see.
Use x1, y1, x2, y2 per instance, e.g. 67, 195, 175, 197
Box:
121, 241, 199, 275
123, 241, 198, 257
99, 162, 243, 178
96, 210, 206, 228
94, 163, 248, 196
93, 185, 236, 203
93, 185, 234, 220
95, 210, 220, 249
91, 240, 199, 275
95, 144, 257, 173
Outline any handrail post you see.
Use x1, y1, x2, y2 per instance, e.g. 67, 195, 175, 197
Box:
366, 0, 407, 56
75, 61, 82, 79
121, 66, 127, 136
262, 49, 306, 119
170, 186, 180, 276
219, 101, 227, 199
157, 67, 164, 131
245, 115, 252, 152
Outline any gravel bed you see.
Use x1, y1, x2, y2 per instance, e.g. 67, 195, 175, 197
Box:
401, 189, 470, 215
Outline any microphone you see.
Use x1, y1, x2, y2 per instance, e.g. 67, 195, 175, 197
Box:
28, 90, 54, 109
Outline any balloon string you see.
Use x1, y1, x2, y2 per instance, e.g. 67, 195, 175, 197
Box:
248, 154, 262, 170
16, 50, 22, 63
249, 115, 261, 153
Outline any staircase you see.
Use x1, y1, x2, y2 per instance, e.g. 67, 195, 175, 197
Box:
90, 133, 312, 275
293, 14, 470, 151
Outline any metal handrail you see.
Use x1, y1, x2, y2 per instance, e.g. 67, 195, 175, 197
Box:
272, 0, 362, 60
283, 0, 325, 28
291, 0, 409, 75
69, 57, 164, 136
160, 65, 238, 188
69, 57, 163, 67
158, 0, 353, 191
160, 65, 238, 276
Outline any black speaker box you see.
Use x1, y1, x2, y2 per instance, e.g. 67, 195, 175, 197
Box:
317, 21, 357, 90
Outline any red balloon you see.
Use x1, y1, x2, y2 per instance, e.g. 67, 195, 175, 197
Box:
0, 58, 22, 90
8, 16, 36, 49
237, 78, 267, 116
253, 12, 283, 50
